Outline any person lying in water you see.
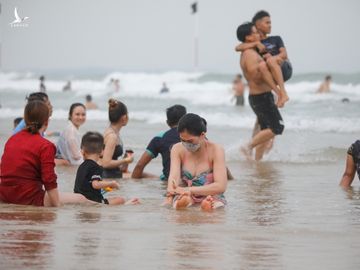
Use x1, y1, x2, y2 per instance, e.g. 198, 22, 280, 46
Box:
164, 113, 227, 210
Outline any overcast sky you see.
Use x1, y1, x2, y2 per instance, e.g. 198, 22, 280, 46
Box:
1, 0, 359, 74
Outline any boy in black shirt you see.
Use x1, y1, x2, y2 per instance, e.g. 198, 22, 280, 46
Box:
236, 10, 292, 108
74, 132, 139, 205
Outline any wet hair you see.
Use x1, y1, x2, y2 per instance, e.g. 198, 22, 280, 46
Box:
85, 94, 92, 102
236, 74, 243, 80
166, 105, 187, 126
26, 92, 49, 103
81, 131, 104, 154
252, 10, 270, 24
13, 117, 23, 127
177, 113, 207, 136
24, 100, 49, 134
68, 103, 86, 120
325, 75, 332, 81
108, 98, 128, 123
237, 22, 254, 42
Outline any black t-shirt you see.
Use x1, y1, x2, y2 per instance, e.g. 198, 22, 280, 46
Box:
74, 159, 104, 203
261, 36, 285, 56
347, 140, 360, 180
146, 127, 180, 180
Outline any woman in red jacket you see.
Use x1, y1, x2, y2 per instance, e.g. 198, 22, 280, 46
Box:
0, 100, 88, 206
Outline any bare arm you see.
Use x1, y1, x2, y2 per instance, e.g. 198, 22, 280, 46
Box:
235, 41, 266, 53
92, 180, 119, 190
340, 154, 356, 188
45, 188, 60, 207
131, 152, 153, 178
277, 47, 288, 61
102, 133, 132, 169
166, 143, 182, 194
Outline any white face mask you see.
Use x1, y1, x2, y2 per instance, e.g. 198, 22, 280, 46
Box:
182, 141, 201, 152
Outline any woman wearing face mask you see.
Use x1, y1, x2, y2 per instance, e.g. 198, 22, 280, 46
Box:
55, 103, 86, 165
101, 99, 133, 178
165, 113, 227, 210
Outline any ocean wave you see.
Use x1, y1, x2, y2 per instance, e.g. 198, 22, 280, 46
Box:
1, 108, 359, 133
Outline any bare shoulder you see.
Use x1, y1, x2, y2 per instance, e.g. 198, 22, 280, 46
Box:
171, 142, 183, 153
104, 130, 117, 144
207, 141, 225, 155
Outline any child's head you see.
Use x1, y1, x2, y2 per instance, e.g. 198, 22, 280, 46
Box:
166, 104, 187, 127
81, 132, 104, 156
13, 117, 23, 128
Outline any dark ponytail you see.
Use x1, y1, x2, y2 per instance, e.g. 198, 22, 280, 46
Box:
24, 101, 49, 134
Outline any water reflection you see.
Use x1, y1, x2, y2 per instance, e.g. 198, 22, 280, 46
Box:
238, 235, 282, 270
74, 210, 102, 260
0, 208, 56, 268
244, 162, 285, 226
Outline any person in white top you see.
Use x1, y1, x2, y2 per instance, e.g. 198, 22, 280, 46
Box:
55, 103, 86, 165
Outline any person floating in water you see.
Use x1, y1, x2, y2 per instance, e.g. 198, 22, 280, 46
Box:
232, 74, 245, 106
317, 75, 332, 93
39, 75, 46, 92
237, 22, 285, 161
160, 82, 169, 94
114, 79, 120, 93
235, 10, 292, 108
62, 81, 72, 91
85, 94, 98, 110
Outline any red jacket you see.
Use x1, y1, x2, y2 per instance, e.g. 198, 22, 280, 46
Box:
0, 130, 57, 206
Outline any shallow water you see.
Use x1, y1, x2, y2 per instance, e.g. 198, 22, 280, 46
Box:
1, 160, 360, 269
1, 71, 360, 269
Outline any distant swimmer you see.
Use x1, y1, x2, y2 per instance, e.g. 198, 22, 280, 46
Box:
232, 74, 245, 106
317, 75, 331, 93
62, 81, 72, 91
85, 94, 98, 110
39, 75, 46, 92
160, 82, 170, 94
341, 98, 350, 103
114, 79, 120, 92
237, 22, 285, 161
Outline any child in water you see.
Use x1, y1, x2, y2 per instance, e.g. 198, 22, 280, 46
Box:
74, 131, 139, 205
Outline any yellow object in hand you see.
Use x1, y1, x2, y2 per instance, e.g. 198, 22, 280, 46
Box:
104, 187, 113, 192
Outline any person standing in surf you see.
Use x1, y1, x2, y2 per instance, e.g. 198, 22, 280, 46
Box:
237, 22, 285, 161
235, 10, 292, 108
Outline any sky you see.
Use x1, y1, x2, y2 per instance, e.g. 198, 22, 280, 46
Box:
0, 0, 359, 74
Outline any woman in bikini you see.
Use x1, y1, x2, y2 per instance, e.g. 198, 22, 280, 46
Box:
101, 99, 134, 178
165, 113, 228, 210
